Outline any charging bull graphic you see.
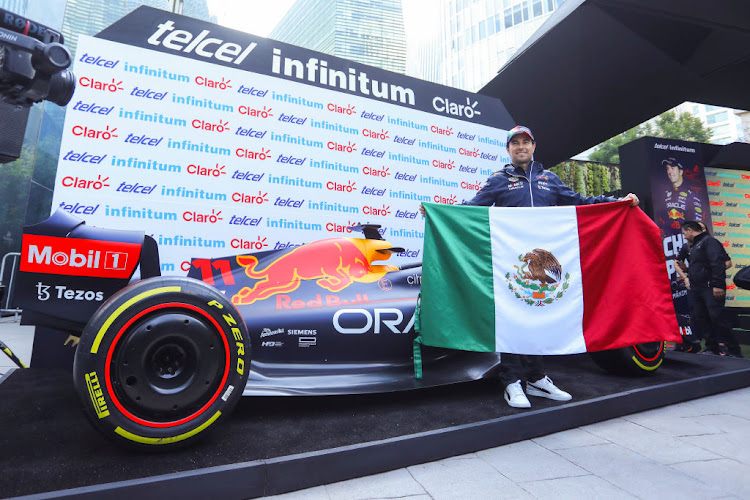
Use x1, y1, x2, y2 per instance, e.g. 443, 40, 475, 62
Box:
232, 238, 398, 305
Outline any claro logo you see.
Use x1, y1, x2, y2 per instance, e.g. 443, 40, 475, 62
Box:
20, 234, 141, 278
432, 96, 481, 119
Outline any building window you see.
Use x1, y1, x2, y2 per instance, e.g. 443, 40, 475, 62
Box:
533, 0, 543, 16
711, 123, 730, 135
504, 7, 513, 28
495, 13, 503, 32
547, 0, 554, 12
707, 111, 728, 124
513, 4, 522, 24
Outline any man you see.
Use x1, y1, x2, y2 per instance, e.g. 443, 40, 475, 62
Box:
674, 221, 732, 353
663, 158, 704, 231
680, 220, 736, 356
675, 221, 732, 289
420, 125, 639, 408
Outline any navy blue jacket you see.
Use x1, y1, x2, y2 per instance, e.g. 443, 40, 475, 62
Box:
686, 232, 728, 290
464, 161, 617, 207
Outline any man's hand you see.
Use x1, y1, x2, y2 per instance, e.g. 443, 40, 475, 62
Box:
419, 203, 426, 216
621, 193, 639, 207
713, 287, 725, 299
684, 278, 690, 290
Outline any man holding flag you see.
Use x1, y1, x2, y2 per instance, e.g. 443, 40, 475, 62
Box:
419, 125, 642, 408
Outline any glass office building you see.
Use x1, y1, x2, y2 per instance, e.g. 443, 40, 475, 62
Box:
678, 103, 745, 145
435, 0, 565, 91
270, 0, 407, 74
0, 0, 214, 261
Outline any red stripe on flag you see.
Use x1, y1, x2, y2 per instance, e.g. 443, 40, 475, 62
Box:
576, 201, 681, 351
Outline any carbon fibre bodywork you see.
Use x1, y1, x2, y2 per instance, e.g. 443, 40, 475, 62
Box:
186, 237, 502, 396
17, 211, 502, 396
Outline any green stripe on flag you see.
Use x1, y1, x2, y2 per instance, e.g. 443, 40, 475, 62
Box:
419, 203, 496, 352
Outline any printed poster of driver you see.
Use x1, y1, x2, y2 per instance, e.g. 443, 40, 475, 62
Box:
655, 156, 712, 234
649, 149, 712, 334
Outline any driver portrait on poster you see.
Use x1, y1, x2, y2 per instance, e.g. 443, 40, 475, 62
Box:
658, 156, 709, 234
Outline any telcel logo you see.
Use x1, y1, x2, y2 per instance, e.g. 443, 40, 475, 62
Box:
20, 235, 140, 278
147, 20, 257, 65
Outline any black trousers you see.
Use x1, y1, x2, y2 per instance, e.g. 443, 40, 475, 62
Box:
498, 353, 546, 387
688, 287, 735, 352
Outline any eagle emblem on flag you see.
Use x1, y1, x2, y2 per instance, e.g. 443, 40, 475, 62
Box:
505, 248, 571, 306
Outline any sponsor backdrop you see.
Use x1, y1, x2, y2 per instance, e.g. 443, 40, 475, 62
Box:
705, 167, 750, 306
51, 7, 515, 275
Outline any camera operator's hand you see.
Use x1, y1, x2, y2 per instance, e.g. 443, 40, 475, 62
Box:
713, 287, 725, 299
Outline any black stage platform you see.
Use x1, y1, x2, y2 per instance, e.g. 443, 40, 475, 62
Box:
2, 352, 750, 499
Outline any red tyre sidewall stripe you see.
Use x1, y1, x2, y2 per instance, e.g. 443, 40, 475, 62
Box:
103, 302, 231, 428
633, 342, 663, 362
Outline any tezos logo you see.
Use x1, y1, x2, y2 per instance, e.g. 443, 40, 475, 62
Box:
36, 282, 104, 302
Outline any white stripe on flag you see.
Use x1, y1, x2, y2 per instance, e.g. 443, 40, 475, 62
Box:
489, 206, 586, 354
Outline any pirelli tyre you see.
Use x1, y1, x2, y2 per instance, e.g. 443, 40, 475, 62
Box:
589, 342, 665, 376
73, 276, 250, 450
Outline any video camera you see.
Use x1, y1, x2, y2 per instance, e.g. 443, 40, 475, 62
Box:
0, 9, 76, 163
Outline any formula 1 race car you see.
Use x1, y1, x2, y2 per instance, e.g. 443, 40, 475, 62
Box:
12, 210, 666, 450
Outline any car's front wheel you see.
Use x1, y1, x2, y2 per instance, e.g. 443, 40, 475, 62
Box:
73, 276, 250, 450
589, 342, 665, 376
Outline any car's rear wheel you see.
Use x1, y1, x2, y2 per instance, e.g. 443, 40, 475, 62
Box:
589, 342, 664, 376
73, 276, 250, 450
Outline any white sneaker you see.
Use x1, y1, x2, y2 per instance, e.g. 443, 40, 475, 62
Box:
526, 376, 572, 401
504, 380, 531, 408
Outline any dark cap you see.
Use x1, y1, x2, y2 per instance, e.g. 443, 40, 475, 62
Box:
662, 157, 684, 169
507, 125, 535, 143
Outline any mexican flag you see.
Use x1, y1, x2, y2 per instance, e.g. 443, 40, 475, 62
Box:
417, 201, 681, 358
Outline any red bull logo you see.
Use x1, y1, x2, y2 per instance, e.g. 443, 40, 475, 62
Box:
668, 208, 685, 220
232, 238, 395, 305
